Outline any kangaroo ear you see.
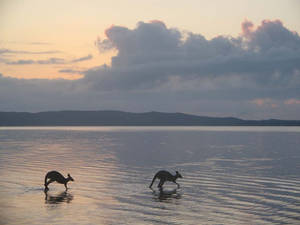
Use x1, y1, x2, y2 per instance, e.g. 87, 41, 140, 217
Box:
68, 173, 70, 177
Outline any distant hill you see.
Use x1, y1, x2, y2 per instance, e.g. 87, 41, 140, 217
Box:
0, 110, 300, 126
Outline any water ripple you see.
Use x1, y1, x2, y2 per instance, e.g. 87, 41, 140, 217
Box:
1, 127, 300, 225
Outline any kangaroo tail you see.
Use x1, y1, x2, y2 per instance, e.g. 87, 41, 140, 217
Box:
149, 174, 157, 188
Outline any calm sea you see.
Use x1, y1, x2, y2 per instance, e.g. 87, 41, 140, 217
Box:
0, 126, 300, 225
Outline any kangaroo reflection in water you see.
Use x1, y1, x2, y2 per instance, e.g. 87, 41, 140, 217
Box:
151, 187, 182, 201
44, 190, 73, 204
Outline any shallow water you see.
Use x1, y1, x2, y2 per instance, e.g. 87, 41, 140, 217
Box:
0, 126, 300, 225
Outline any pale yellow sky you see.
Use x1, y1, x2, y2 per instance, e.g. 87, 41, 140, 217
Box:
1, 0, 300, 79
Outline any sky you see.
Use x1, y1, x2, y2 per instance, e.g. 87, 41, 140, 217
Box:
1, 0, 300, 119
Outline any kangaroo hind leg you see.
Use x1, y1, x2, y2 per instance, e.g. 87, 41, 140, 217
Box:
45, 178, 54, 188
158, 179, 165, 188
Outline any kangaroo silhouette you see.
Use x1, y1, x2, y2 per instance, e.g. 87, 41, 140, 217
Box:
149, 170, 182, 189
44, 171, 74, 191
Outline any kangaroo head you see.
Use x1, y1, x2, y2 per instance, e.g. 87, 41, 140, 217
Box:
176, 171, 183, 178
68, 173, 74, 182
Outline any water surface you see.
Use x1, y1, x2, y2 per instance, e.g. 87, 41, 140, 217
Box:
0, 126, 300, 224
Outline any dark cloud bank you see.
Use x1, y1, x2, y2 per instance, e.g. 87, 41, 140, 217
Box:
1, 20, 300, 119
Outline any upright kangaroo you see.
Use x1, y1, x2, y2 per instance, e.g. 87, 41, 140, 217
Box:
44, 171, 74, 191
149, 170, 182, 189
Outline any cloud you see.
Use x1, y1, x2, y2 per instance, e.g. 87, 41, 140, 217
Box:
251, 98, 268, 106
86, 19, 300, 94
95, 37, 114, 52
58, 69, 85, 74
0, 48, 60, 55
28, 42, 52, 45
250, 98, 278, 108
4, 54, 93, 65
70, 54, 93, 63
284, 99, 300, 105
241, 19, 254, 38
3, 41, 52, 45
1, 20, 300, 119
6, 57, 65, 65
242, 19, 300, 51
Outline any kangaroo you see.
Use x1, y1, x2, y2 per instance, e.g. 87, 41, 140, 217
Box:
44, 171, 74, 191
149, 170, 182, 189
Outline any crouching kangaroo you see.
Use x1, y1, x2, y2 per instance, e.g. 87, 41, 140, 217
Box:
44, 171, 74, 191
149, 170, 182, 189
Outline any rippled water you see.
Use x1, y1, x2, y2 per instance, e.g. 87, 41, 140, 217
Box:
0, 126, 300, 225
